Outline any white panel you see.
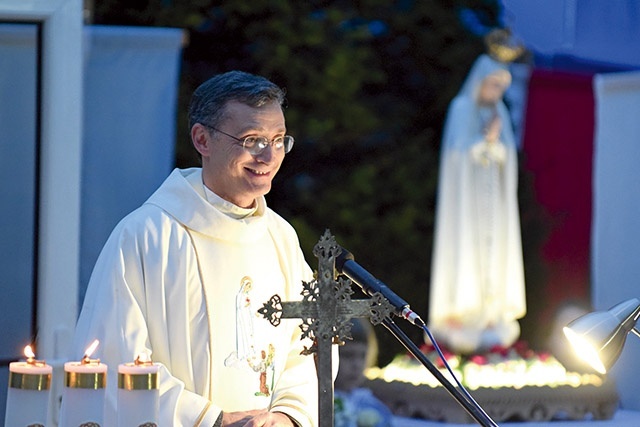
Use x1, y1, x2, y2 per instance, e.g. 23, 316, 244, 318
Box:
0, 23, 38, 361
36, 0, 83, 362
593, 70, 640, 411
79, 25, 182, 305
0, 1, 82, 424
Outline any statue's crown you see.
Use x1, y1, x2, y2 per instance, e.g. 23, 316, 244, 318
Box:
485, 28, 526, 63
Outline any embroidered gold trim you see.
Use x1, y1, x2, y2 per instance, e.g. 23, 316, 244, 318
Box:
193, 401, 212, 427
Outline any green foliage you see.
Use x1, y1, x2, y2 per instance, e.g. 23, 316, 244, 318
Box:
91, 0, 502, 365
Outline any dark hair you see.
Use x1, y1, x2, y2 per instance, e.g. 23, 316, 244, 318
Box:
188, 70, 286, 131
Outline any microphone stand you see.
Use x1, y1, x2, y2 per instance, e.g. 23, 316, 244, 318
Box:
380, 317, 498, 427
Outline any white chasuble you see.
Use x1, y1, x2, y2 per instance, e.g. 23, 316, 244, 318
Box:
69, 168, 318, 427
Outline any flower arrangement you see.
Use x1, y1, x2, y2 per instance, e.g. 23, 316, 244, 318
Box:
365, 341, 604, 390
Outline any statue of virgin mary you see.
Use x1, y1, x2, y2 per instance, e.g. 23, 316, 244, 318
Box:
428, 54, 526, 354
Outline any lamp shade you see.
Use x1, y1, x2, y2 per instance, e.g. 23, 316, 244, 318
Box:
563, 298, 640, 374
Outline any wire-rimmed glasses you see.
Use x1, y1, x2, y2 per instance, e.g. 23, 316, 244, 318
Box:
204, 125, 294, 155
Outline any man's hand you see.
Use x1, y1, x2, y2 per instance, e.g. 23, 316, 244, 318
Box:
222, 410, 295, 427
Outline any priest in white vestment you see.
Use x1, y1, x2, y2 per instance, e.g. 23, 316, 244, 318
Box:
63, 71, 323, 426
428, 55, 527, 354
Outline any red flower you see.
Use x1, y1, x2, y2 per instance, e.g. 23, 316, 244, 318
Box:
537, 351, 551, 362
488, 344, 509, 357
420, 343, 435, 354
469, 355, 488, 365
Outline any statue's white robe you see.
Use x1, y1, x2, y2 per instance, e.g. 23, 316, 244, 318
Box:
67, 168, 319, 426
429, 55, 527, 354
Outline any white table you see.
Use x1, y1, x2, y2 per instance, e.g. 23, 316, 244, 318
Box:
392, 410, 640, 427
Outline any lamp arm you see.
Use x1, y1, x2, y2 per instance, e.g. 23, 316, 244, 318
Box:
630, 327, 640, 339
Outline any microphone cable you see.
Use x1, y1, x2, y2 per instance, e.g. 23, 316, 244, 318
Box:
422, 324, 499, 426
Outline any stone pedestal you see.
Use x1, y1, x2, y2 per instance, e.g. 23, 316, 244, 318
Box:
366, 378, 619, 423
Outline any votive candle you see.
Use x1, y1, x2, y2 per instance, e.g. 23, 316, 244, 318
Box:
117, 353, 160, 426
4, 346, 52, 427
60, 340, 107, 427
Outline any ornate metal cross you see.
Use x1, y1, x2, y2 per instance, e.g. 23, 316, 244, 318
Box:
258, 230, 394, 427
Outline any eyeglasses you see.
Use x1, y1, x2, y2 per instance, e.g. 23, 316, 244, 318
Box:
205, 125, 294, 155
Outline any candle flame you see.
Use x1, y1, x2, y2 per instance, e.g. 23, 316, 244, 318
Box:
24, 345, 36, 359
23, 344, 46, 366
135, 351, 153, 365
84, 339, 100, 358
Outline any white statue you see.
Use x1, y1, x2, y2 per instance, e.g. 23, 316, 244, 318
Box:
428, 54, 527, 354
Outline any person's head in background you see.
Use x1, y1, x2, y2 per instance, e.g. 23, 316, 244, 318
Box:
336, 318, 379, 392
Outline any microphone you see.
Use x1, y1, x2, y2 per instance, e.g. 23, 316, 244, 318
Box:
335, 247, 425, 327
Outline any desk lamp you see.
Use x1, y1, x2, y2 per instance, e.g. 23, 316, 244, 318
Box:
563, 298, 640, 374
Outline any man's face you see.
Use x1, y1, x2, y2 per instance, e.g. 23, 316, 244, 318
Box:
201, 100, 287, 208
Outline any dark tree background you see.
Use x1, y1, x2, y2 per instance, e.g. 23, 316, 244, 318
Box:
89, 0, 545, 366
